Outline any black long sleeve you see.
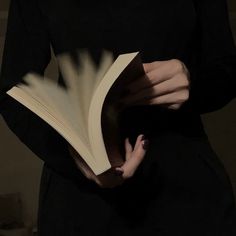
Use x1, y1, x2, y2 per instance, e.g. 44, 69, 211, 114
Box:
188, 0, 236, 113
0, 0, 236, 179
0, 0, 80, 178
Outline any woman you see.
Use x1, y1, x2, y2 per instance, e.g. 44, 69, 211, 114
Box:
1, 0, 236, 235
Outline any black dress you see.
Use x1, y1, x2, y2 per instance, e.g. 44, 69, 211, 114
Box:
1, 0, 236, 235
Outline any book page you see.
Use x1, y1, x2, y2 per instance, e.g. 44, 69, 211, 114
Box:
6, 51, 116, 175
21, 74, 89, 146
7, 51, 144, 175
7, 86, 97, 171
57, 51, 113, 130
88, 52, 145, 171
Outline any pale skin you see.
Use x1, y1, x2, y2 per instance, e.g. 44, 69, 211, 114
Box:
121, 59, 190, 109
69, 134, 148, 188
69, 59, 190, 188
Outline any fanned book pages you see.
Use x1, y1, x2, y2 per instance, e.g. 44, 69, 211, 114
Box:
7, 51, 145, 175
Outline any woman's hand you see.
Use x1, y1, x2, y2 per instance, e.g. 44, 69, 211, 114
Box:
121, 59, 190, 110
68, 134, 149, 188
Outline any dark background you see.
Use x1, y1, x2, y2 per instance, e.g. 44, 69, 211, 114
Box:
0, 0, 235, 229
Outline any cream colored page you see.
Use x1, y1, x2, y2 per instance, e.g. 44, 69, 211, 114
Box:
21, 74, 73, 130
6, 51, 122, 175
92, 51, 114, 92
6, 87, 97, 172
57, 53, 92, 130
58, 51, 114, 129
22, 74, 88, 146
77, 52, 97, 121
88, 52, 139, 167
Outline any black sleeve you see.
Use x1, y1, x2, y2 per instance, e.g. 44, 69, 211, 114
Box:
188, 0, 236, 114
0, 0, 80, 179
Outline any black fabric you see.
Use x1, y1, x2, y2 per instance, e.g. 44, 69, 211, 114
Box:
38, 135, 236, 236
0, 0, 236, 235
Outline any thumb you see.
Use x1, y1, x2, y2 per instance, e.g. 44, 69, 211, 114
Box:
120, 135, 149, 179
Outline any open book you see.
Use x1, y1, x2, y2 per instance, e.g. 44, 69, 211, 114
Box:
7, 51, 145, 175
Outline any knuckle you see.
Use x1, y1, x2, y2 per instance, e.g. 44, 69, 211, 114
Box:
178, 74, 190, 87
171, 59, 183, 72
179, 90, 189, 102
183, 90, 189, 100
146, 74, 154, 83
123, 171, 134, 179
184, 77, 190, 87
149, 97, 158, 105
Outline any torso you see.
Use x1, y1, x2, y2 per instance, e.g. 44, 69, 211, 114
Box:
38, 0, 197, 63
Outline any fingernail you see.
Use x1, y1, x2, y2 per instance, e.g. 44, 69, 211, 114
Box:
142, 139, 149, 150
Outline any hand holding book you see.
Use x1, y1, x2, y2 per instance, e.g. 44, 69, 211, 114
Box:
69, 134, 149, 188
7, 51, 146, 175
120, 59, 190, 110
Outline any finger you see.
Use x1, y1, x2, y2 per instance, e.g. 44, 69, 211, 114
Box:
126, 60, 186, 96
120, 86, 155, 105
124, 62, 170, 95
133, 134, 145, 152
144, 59, 187, 75
125, 137, 133, 161
144, 59, 186, 85
116, 135, 144, 172
146, 59, 188, 82
122, 137, 148, 179
143, 61, 165, 73
125, 74, 152, 95
121, 73, 189, 106
138, 89, 189, 106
